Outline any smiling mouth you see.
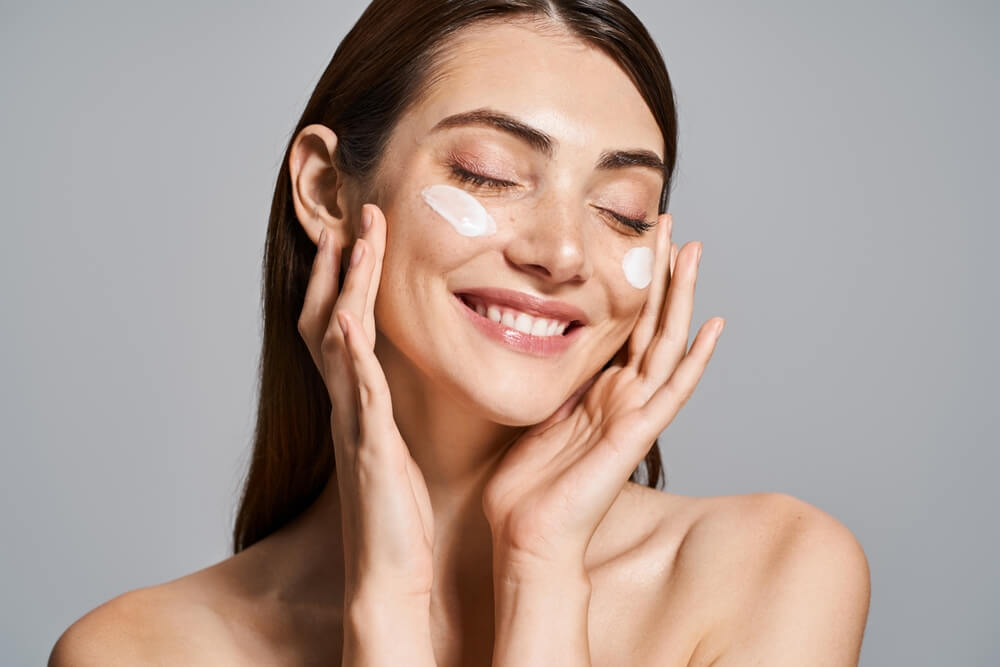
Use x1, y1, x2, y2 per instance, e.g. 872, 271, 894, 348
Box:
456, 293, 584, 337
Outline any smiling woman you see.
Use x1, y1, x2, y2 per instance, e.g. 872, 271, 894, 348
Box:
49, 1, 870, 666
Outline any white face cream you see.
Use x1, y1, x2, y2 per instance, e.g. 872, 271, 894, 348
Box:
420, 184, 497, 237
622, 246, 654, 289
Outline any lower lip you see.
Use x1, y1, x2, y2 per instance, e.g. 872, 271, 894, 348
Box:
451, 293, 583, 357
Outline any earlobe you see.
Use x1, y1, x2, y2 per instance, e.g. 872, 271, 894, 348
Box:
288, 123, 354, 249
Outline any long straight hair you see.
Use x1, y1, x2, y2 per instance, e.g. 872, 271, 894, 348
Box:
233, 0, 679, 554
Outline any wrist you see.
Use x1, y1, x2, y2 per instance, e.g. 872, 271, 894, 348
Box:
344, 565, 434, 605
491, 558, 593, 667
492, 548, 591, 589
344, 592, 436, 667
346, 586, 432, 624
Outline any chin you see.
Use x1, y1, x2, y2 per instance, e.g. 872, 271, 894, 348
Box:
453, 372, 570, 427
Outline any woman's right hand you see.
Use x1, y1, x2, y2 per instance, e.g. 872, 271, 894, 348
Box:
297, 203, 435, 604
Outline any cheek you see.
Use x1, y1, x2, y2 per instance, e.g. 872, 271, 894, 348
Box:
596, 240, 656, 328
377, 188, 488, 290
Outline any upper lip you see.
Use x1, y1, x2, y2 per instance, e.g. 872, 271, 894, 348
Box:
455, 287, 589, 325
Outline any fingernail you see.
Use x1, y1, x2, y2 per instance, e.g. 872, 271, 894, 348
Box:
362, 206, 373, 234
696, 243, 703, 266
350, 240, 364, 267
715, 319, 725, 337
318, 228, 327, 249
337, 311, 349, 337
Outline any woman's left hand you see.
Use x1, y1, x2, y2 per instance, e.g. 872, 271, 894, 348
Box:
482, 215, 725, 572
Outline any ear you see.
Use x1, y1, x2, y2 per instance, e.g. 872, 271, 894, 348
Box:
288, 123, 359, 251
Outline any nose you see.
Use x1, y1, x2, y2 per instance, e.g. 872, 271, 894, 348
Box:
502, 200, 593, 285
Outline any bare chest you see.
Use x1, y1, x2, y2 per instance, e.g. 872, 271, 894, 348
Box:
263, 593, 706, 667
225, 490, 724, 666
391, 544, 712, 667
225, 555, 711, 667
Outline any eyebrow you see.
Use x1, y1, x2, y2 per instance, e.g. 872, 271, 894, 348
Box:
430, 108, 666, 176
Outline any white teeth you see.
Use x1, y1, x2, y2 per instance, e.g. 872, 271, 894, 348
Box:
514, 313, 533, 334
464, 296, 571, 337
530, 317, 549, 336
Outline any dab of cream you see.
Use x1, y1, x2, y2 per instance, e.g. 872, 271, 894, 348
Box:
420, 184, 497, 237
623, 246, 654, 289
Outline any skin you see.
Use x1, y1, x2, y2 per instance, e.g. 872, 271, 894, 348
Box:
49, 19, 870, 667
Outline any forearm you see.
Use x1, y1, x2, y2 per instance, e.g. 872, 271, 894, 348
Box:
343, 592, 437, 667
491, 557, 593, 667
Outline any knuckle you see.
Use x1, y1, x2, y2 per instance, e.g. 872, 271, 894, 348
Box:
353, 439, 385, 475
321, 319, 344, 354
320, 331, 337, 357
357, 381, 375, 409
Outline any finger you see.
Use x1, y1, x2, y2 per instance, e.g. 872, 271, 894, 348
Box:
324, 235, 373, 438
298, 229, 342, 372
627, 213, 672, 364
332, 233, 374, 354
362, 204, 387, 345
305, 226, 378, 465
638, 241, 701, 383
336, 309, 398, 458
638, 317, 724, 439
579, 316, 724, 494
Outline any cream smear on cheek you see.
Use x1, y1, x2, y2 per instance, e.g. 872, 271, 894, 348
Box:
622, 246, 654, 289
420, 184, 497, 237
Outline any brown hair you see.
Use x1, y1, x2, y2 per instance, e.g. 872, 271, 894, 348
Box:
233, 0, 678, 554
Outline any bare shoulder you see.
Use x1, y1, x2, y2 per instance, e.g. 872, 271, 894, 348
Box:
48, 574, 245, 666
676, 491, 868, 574
674, 492, 871, 666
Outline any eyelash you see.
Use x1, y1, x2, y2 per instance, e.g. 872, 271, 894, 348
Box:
448, 164, 655, 234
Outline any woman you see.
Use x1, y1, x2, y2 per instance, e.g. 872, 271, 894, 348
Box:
50, 1, 870, 665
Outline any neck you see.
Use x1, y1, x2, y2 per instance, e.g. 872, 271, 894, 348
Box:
385, 341, 522, 509
373, 334, 525, 553
269, 334, 528, 617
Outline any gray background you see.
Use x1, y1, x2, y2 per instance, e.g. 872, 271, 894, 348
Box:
2, 1, 996, 664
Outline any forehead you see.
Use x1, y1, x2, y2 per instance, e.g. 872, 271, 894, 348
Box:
404, 20, 663, 159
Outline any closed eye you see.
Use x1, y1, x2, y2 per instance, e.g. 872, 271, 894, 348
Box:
449, 164, 518, 189
600, 208, 655, 234
449, 164, 655, 234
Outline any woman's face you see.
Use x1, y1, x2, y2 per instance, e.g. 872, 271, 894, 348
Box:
370, 21, 666, 426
